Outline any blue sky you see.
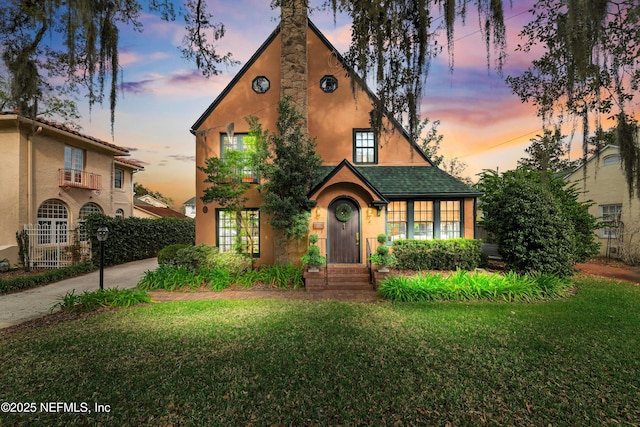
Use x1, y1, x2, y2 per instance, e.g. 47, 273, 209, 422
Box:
76, 0, 551, 207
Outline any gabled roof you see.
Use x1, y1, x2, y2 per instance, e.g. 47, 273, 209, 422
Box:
308, 159, 388, 202
565, 144, 620, 179
314, 162, 482, 198
189, 20, 433, 164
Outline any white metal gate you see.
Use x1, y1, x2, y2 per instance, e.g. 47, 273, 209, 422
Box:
23, 224, 92, 269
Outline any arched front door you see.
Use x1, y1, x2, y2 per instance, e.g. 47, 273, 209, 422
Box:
328, 197, 360, 263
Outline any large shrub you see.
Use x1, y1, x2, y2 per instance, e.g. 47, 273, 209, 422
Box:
84, 214, 195, 266
158, 244, 191, 266
392, 238, 483, 271
477, 168, 598, 276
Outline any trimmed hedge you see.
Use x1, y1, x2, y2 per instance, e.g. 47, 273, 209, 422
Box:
84, 214, 195, 266
0, 261, 95, 294
392, 238, 483, 271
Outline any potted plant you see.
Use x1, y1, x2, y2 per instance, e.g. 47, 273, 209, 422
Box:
301, 234, 326, 272
369, 234, 396, 272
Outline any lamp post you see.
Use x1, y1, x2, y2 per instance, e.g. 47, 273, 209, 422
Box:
96, 227, 109, 290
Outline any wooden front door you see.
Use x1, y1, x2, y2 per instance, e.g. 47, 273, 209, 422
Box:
328, 198, 360, 263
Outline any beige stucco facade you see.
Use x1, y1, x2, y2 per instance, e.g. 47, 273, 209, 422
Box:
191, 21, 479, 267
566, 145, 640, 261
0, 114, 142, 266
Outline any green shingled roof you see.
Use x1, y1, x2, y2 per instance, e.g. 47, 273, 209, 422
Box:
315, 164, 481, 198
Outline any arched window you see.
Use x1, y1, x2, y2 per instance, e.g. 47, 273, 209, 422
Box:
115, 209, 124, 218
37, 199, 69, 244
78, 203, 103, 241
603, 154, 621, 166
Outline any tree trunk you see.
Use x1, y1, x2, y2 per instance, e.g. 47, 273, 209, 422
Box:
273, 229, 308, 266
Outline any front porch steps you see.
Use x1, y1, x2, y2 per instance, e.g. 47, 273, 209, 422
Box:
304, 264, 373, 290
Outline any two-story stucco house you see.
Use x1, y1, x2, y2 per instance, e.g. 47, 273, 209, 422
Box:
566, 145, 640, 262
0, 113, 143, 267
191, 13, 480, 287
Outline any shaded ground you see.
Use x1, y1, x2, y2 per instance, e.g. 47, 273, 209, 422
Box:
575, 259, 640, 284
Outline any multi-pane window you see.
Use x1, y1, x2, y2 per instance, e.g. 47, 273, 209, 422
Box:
115, 209, 124, 218
387, 201, 407, 241
37, 199, 69, 245
600, 204, 622, 238
114, 169, 124, 188
221, 134, 257, 183
386, 200, 463, 240
218, 209, 260, 255
64, 146, 84, 183
440, 201, 461, 239
78, 203, 103, 241
413, 201, 434, 240
354, 130, 376, 164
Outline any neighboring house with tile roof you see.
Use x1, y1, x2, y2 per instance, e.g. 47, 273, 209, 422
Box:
566, 145, 640, 262
191, 18, 480, 272
133, 196, 189, 219
0, 113, 144, 267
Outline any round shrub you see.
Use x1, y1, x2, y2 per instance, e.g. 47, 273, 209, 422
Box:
216, 252, 250, 275
308, 234, 319, 244
377, 245, 390, 255
174, 244, 219, 271
377, 234, 388, 244
158, 244, 190, 266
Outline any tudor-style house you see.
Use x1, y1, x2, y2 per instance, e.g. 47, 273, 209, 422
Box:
0, 113, 143, 268
191, 10, 480, 285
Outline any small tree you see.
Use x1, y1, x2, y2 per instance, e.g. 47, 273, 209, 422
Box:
249, 97, 322, 263
199, 138, 258, 266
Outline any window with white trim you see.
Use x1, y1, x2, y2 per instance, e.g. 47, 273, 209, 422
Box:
115, 209, 124, 218
440, 201, 461, 239
64, 145, 84, 183
78, 203, 103, 241
37, 199, 69, 245
600, 204, 622, 238
413, 201, 434, 240
353, 130, 376, 164
217, 209, 260, 255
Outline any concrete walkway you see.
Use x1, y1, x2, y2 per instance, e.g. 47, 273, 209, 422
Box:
0, 257, 158, 329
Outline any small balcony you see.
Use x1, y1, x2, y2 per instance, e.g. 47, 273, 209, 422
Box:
58, 168, 102, 191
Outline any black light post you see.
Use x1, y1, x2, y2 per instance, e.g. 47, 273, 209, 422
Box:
96, 227, 109, 290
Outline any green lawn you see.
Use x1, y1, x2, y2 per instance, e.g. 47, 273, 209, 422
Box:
1, 276, 639, 426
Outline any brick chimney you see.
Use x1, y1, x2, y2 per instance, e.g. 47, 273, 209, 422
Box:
280, 0, 308, 127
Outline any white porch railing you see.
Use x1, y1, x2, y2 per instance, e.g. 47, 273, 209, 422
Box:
23, 224, 92, 269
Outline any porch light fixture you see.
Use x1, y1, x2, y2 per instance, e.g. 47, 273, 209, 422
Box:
96, 227, 109, 290
366, 208, 373, 218
315, 207, 321, 218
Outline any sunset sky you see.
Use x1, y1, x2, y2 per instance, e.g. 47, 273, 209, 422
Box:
74, 0, 556, 208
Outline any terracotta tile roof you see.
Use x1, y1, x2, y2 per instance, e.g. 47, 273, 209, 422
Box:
115, 157, 145, 169
0, 112, 129, 154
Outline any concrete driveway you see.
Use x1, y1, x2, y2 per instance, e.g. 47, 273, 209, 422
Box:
0, 257, 158, 329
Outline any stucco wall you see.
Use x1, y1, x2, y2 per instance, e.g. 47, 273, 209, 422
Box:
566, 147, 640, 259
0, 116, 138, 266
